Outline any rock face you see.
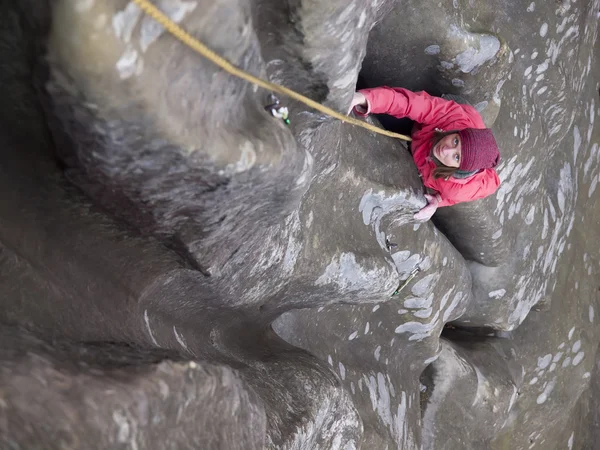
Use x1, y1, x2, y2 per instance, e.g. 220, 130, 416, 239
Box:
0, 0, 599, 449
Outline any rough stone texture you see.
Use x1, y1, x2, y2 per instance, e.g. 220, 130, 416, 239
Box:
0, 328, 267, 450
0, 0, 599, 448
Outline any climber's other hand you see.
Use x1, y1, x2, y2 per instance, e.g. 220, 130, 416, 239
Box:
349, 92, 368, 114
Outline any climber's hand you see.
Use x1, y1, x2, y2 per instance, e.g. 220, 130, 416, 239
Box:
414, 194, 441, 222
349, 92, 368, 114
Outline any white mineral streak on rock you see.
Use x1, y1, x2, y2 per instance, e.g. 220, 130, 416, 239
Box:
334, 71, 357, 89
584, 143, 599, 178
394, 254, 422, 279
357, 10, 367, 29
157, 379, 170, 400
144, 309, 158, 346
173, 326, 190, 352
391, 250, 411, 266
506, 385, 518, 413
394, 391, 413, 447
488, 289, 506, 299
365, 373, 413, 447
536, 378, 556, 404
411, 274, 439, 297
404, 297, 431, 309
112, 410, 132, 443
359, 189, 418, 250
473, 370, 495, 407
116, 45, 139, 79
568, 432, 574, 450
474, 101, 488, 113
365, 373, 392, 431
495, 154, 538, 216
339, 362, 346, 380
443, 292, 464, 322
295, 150, 314, 186
439, 289, 452, 310
452, 30, 500, 73
395, 311, 441, 341
524, 205, 535, 224
316, 252, 393, 292
589, 174, 599, 197
425, 45, 441, 55
231, 141, 258, 174
306, 210, 314, 229
572, 352, 585, 366
541, 209, 549, 240
414, 308, 432, 319
536, 59, 550, 74
588, 101, 595, 143
279, 210, 302, 276
140, 0, 198, 52
419, 255, 433, 272
573, 126, 581, 163
374, 346, 381, 361
288, 386, 361, 449
113, 2, 142, 43
537, 354, 552, 369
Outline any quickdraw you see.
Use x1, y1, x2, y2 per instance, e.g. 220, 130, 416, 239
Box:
265, 94, 290, 125
391, 266, 421, 297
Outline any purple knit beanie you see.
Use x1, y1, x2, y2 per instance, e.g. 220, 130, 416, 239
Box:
457, 128, 500, 172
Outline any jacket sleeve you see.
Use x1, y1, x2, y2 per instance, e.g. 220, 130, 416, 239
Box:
358, 87, 483, 128
433, 170, 501, 207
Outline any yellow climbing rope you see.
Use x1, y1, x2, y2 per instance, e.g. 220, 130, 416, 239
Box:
130, 0, 412, 142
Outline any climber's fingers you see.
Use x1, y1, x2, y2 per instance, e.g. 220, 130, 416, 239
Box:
348, 92, 368, 115
414, 194, 441, 221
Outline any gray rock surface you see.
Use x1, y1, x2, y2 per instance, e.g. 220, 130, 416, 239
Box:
0, 328, 267, 450
0, 0, 599, 448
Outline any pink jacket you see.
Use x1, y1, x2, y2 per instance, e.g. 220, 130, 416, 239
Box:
357, 87, 500, 207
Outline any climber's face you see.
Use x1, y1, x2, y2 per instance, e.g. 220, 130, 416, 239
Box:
433, 133, 462, 168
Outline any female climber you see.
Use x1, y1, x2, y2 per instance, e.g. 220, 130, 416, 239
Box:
350, 87, 501, 221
